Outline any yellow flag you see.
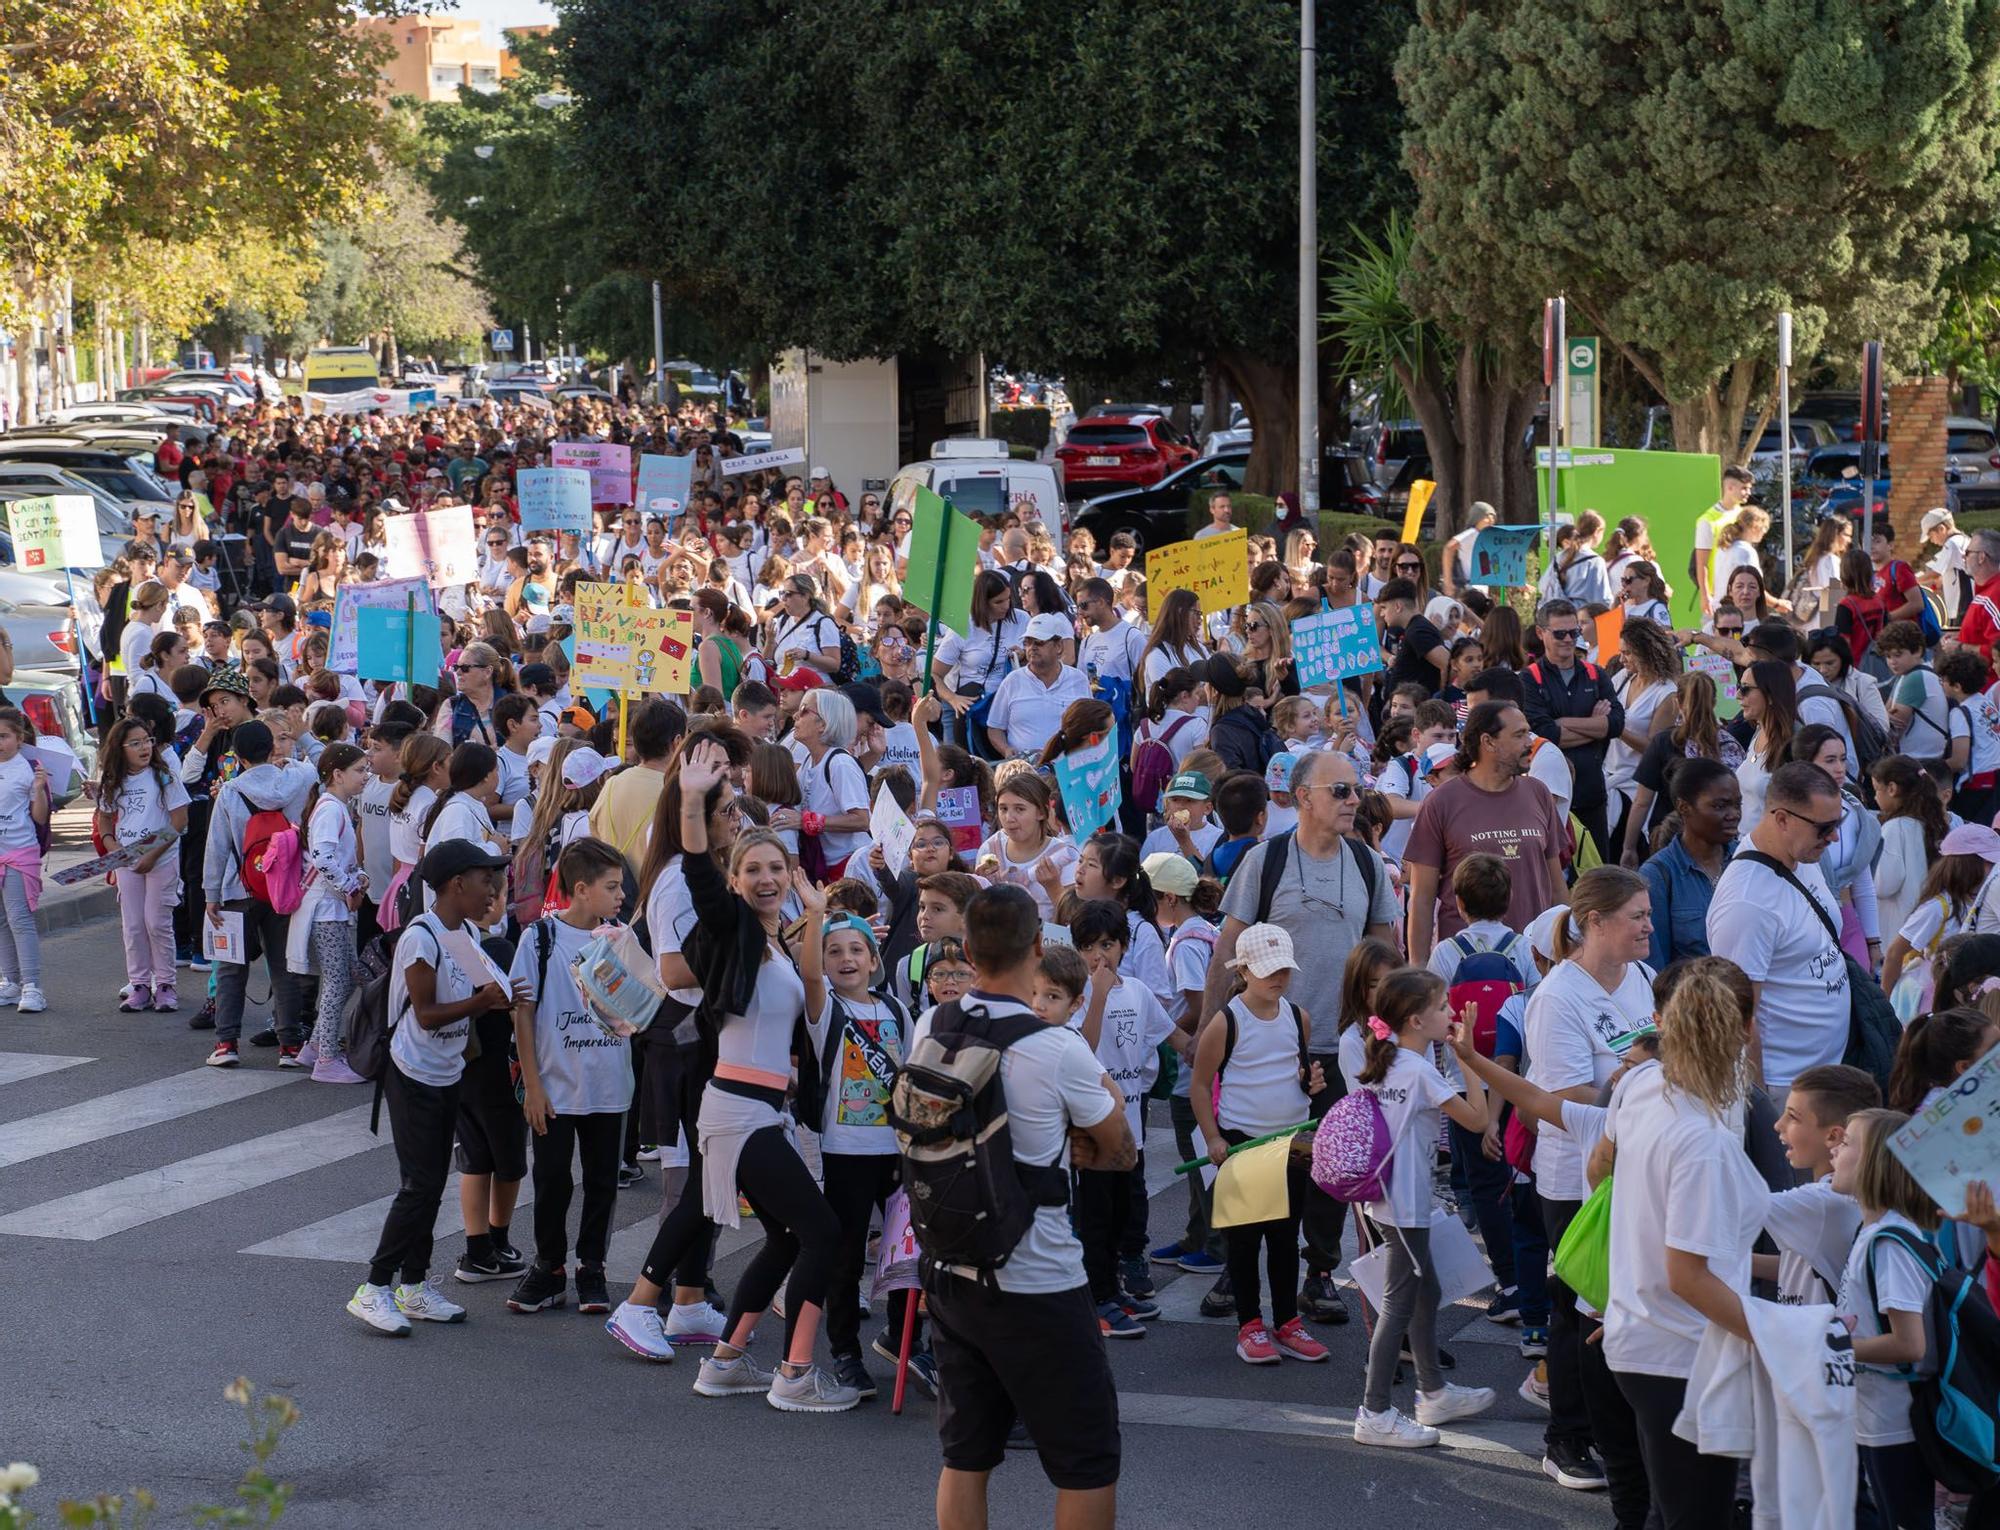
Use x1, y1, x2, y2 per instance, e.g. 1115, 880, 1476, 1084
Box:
1400, 479, 1436, 545
1210, 1135, 1295, 1229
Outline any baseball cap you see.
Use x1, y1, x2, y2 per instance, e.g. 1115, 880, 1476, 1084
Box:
1164, 770, 1211, 802
1142, 852, 1198, 898
526, 735, 558, 771
775, 666, 825, 692
561, 746, 615, 790
810, 464, 830, 479
247, 593, 297, 619
840, 681, 891, 728
304, 609, 333, 630
1525, 906, 1566, 963
1263, 753, 1296, 796
419, 838, 508, 891
1024, 612, 1071, 643
1421, 742, 1458, 775
1227, 922, 1299, 979
1200, 653, 1246, 698
1922, 506, 1957, 536
1942, 823, 2000, 864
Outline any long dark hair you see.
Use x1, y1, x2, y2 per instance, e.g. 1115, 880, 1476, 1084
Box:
420, 741, 498, 837
969, 570, 1012, 633
1871, 754, 1950, 859
301, 741, 365, 832
1889, 1007, 2000, 1113
389, 733, 450, 817
1744, 660, 1799, 770
1086, 831, 1157, 922
97, 716, 168, 803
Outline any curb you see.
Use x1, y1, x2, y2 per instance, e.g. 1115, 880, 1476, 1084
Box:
38, 884, 119, 934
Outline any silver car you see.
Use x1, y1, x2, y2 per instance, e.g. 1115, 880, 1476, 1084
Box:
0, 600, 79, 673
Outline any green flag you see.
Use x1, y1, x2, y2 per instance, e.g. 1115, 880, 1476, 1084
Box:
904, 485, 979, 638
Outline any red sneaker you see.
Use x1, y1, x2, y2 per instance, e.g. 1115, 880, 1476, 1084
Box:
1235, 1319, 1279, 1366
1274, 1316, 1329, 1362
205, 1040, 240, 1068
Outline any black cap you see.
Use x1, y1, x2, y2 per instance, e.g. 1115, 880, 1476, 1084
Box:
247, 593, 297, 619
517, 662, 556, 691
419, 839, 508, 891
1200, 653, 1246, 698
840, 681, 891, 728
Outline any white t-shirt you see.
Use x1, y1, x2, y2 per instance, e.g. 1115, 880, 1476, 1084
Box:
510, 916, 634, 1117
976, 832, 1078, 921
1527, 738, 1575, 823
358, 776, 395, 903
388, 912, 501, 1087
1523, 957, 1656, 1199
805, 988, 908, 1155
424, 794, 497, 854
0, 754, 38, 852
108, 767, 189, 847
1426, 918, 1540, 989
772, 609, 841, 671
643, 855, 703, 1007
495, 745, 533, 810
1965, 683, 2000, 780
1140, 820, 1221, 863
1706, 855, 1849, 1091
388, 784, 435, 866
1837, 1210, 1937, 1445
1079, 620, 1146, 684
1602, 1062, 1768, 1380
1374, 753, 1429, 861
986, 664, 1092, 757
1361, 1045, 1459, 1228
796, 746, 871, 867
1890, 666, 1952, 761
119, 617, 157, 679
1090, 977, 1175, 1137
1142, 642, 1209, 695
933, 611, 1027, 694
1764, 1178, 1864, 1308
878, 722, 922, 783
920, 992, 1115, 1295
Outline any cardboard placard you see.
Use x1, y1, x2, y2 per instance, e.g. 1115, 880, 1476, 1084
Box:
902, 486, 979, 638
329, 578, 438, 674
1467, 525, 1542, 588
355, 605, 445, 684
572, 582, 694, 695
5, 494, 102, 571
383, 505, 479, 589
1291, 606, 1386, 688
635, 454, 695, 519
718, 446, 806, 477
871, 785, 917, 878
550, 441, 633, 506
1053, 733, 1121, 843
517, 467, 594, 534
1146, 528, 1249, 619
1889, 1040, 2000, 1222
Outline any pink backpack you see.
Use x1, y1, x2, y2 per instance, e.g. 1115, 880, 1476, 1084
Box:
1130, 714, 1193, 814
1309, 1088, 1394, 1203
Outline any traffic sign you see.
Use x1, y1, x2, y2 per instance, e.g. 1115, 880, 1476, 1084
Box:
490, 329, 515, 353
1566, 336, 1600, 449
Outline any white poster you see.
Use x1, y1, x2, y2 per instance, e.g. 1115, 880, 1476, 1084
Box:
383, 506, 479, 590
718, 446, 806, 478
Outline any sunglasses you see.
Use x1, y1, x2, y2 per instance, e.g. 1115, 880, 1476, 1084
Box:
452, 662, 489, 674
1778, 806, 1842, 840
1303, 781, 1359, 800
1245, 619, 1266, 632
1396, 560, 1424, 572
1545, 627, 1581, 640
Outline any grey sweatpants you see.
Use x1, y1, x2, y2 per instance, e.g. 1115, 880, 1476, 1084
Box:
0, 866, 42, 986
1363, 1220, 1442, 1412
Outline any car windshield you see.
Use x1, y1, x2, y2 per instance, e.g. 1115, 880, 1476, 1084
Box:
1067, 425, 1147, 446
304, 374, 378, 395
76, 467, 171, 501
1948, 429, 1996, 454
938, 477, 1008, 518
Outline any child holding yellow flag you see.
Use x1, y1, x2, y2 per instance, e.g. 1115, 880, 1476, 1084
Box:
1188, 922, 1329, 1367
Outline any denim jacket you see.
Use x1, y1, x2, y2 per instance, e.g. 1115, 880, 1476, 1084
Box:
1639, 836, 1735, 972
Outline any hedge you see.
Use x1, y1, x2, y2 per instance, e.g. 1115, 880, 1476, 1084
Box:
990, 407, 1052, 451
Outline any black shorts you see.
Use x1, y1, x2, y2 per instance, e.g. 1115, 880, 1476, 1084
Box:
453, 1014, 527, 1181
924, 1273, 1120, 1490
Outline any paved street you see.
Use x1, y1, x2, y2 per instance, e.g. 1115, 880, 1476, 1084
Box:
1, 923, 1605, 1528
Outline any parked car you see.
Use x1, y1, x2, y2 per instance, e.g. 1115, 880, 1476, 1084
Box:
41, 403, 175, 428
889, 439, 1067, 532
10, 667, 97, 806
553, 385, 620, 405
1746, 417, 1839, 480
737, 417, 774, 453
1794, 390, 1889, 443
0, 600, 79, 674
1054, 412, 1198, 495
1947, 416, 2000, 511
0, 439, 175, 518
1073, 453, 1250, 554
1351, 418, 1427, 489
484, 380, 556, 410
0, 464, 134, 547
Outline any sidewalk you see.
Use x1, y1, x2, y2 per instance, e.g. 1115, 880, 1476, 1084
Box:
39, 798, 120, 933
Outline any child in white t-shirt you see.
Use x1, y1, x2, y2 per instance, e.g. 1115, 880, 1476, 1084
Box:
1759, 1064, 1876, 1306
95, 716, 191, 1013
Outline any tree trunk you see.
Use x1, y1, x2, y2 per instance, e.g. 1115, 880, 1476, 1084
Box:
1201, 364, 1230, 446
1399, 352, 1461, 533
1217, 350, 1297, 500
383, 327, 400, 378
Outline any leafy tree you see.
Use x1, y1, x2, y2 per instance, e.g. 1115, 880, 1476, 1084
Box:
557, 0, 1412, 492
1398, 0, 2000, 462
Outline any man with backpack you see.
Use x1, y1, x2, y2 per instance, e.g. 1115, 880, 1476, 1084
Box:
898, 884, 1135, 1530
199, 719, 316, 1068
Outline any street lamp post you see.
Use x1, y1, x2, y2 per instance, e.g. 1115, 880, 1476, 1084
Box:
1298, 0, 1319, 520
1778, 311, 1793, 578
652, 281, 666, 403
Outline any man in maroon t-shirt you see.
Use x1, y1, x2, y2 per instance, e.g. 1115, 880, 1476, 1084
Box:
1404, 699, 1568, 965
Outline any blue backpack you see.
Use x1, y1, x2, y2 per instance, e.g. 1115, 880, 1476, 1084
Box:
1864, 1224, 2000, 1492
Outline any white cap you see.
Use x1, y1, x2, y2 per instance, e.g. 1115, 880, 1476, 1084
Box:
1420, 742, 1458, 775
1024, 612, 1072, 642
1227, 923, 1300, 979
1525, 906, 1566, 962
1922, 506, 1957, 536
562, 746, 615, 790
526, 736, 558, 770
810, 464, 830, 480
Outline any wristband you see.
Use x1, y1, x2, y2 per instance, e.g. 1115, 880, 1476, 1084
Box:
801, 810, 825, 836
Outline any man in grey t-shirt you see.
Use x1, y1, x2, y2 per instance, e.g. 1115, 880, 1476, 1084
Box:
1199, 750, 1398, 1321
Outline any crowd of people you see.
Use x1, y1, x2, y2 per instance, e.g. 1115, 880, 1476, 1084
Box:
54, 387, 2000, 1528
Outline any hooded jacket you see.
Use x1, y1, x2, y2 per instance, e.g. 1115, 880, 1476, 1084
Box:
201, 760, 314, 903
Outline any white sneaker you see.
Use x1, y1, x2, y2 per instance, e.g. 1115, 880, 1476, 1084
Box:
0, 981, 22, 1005
635, 1146, 664, 1162
17, 985, 45, 1013
666, 1299, 729, 1344
392, 1280, 466, 1324
767, 1363, 861, 1414
693, 1350, 775, 1398
606, 1301, 676, 1362
348, 1282, 412, 1336
1519, 1365, 1550, 1411
1352, 1406, 1440, 1449
1415, 1382, 1496, 1427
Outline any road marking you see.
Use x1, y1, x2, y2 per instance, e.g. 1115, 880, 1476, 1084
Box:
1117, 1389, 1544, 1459
0, 1067, 295, 1170
243, 1172, 542, 1263
0, 1104, 378, 1240
0, 1052, 93, 1088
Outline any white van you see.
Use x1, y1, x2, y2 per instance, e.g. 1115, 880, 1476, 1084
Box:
887, 438, 1066, 533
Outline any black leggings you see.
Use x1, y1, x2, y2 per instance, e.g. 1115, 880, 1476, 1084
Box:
821, 1151, 919, 1360
1221, 1126, 1308, 1327
638, 1045, 716, 1292
1861, 1442, 1935, 1530
1615, 1369, 1737, 1529
728, 1126, 841, 1353
530, 1110, 624, 1268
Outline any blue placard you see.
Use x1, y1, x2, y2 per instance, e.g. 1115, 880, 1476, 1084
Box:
518, 467, 594, 534
1468, 524, 1543, 588
1291, 606, 1385, 688
355, 605, 444, 684
636, 453, 695, 520
407, 388, 438, 408
1053, 733, 1121, 843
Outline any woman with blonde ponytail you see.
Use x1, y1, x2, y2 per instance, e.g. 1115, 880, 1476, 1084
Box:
1601, 956, 1766, 1527
1521, 864, 1656, 1490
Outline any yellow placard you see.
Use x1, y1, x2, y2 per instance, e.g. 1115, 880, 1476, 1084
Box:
1401, 479, 1436, 545
1210, 1135, 1295, 1230
573, 583, 695, 697
1146, 527, 1249, 620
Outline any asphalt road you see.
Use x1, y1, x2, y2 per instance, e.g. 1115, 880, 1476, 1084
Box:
0, 923, 1613, 1529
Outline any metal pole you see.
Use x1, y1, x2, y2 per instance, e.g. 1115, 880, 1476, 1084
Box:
651, 281, 666, 404
1778, 311, 1793, 580
1546, 297, 1566, 539
1297, 0, 1320, 521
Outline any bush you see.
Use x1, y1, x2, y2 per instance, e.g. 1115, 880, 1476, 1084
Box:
990, 407, 1051, 451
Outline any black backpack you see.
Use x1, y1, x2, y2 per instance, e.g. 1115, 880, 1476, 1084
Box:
1253, 829, 1380, 925
342, 928, 406, 1091
1863, 1224, 2000, 1492
888, 997, 1070, 1288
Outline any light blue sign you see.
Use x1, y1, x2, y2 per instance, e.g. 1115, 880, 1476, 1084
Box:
1468, 524, 1543, 588
491, 328, 515, 352
1053, 734, 1121, 844
407, 388, 438, 408
1292, 606, 1385, 688
518, 467, 594, 534
636, 453, 694, 520
355, 605, 444, 684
